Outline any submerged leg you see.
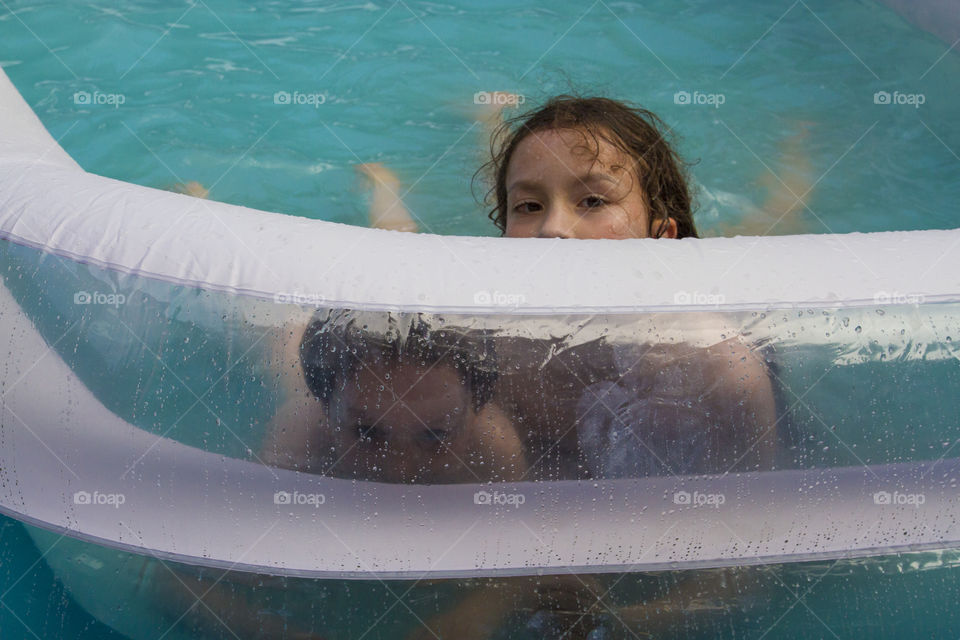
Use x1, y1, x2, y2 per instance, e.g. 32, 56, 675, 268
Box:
355, 162, 419, 233
716, 122, 816, 237
473, 91, 523, 152
166, 181, 210, 199
474, 91, 522, 127
757, 122, 815, 235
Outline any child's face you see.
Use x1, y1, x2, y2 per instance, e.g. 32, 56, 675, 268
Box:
327, 360, 474, 482
504, 127, 670, 240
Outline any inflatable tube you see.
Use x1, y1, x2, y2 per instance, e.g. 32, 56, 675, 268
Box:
3, 62, 960, 590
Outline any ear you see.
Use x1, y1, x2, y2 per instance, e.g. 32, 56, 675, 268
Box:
654, 217, 679, 239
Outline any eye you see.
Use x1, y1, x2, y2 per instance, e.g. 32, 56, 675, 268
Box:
418, 429, 451, 445
354, 424, 383, 441
512, 201, 542, 215
580, 195, 607, 209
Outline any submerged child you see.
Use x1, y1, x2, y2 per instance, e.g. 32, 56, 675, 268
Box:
261, 309, 526, 483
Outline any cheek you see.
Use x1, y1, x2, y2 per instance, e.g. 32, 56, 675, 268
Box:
579, 208, 635, 239
504, 215, 535, 238
625, 216, 651, 239
594, 202, 651, 239
625, 195, 652, 238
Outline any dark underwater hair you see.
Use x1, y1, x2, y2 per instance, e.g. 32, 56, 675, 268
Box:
299, 311, 498, 413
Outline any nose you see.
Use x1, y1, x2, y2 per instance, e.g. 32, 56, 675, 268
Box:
537, 204, 575, 239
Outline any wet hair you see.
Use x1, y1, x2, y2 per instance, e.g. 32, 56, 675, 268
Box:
299, 310, 498, 413
475, 95, 699, 239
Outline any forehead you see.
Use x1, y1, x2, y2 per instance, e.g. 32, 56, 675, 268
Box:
507, 127, 632, 180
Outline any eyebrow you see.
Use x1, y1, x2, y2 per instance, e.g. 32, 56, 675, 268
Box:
507, 172, 621, 193
343, 402, 469, 429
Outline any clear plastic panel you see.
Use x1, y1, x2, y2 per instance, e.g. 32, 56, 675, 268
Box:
3, 236, 957, 486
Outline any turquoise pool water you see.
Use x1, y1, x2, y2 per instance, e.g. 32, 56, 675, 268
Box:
1, 0, 958, 236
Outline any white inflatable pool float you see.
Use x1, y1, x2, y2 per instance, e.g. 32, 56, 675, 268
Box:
1, 59, 960, 608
